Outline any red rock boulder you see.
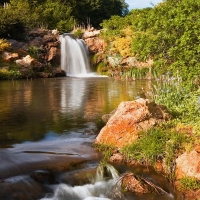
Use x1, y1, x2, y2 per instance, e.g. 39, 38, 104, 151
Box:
95, 98, 170, 148
175, 148, 200, 180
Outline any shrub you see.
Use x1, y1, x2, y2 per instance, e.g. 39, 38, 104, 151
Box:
0, 68, 22, 80
0, 39, 11, 52
73, 28, 83, 39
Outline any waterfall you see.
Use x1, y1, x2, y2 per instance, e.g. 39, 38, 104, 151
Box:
60, 34, 90, 77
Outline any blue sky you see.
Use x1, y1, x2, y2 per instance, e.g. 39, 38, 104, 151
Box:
125, 0, 163, 10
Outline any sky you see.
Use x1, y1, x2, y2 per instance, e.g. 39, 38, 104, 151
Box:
125, 0, 163, 10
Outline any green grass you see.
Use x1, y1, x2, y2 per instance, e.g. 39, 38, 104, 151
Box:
179, 177, 200, 191
120, 73, 199, 180
120, 128, 187, 176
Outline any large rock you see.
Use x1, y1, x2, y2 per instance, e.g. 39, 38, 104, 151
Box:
29, 37, 44, 47
47, 47, 60, 63
8, 39, 28, 51
83, 29, 101, 39
28, 28, 49, 37
2, 51, 19, 61
16, 55, 42, 69
175, 147, 200, 180
95, 98, 170, 148
85, 37, 106, 53
120, 173, 150, 194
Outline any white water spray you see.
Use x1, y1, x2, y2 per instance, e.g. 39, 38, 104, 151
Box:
60, 34, 90, 77
41, 164, 120, 200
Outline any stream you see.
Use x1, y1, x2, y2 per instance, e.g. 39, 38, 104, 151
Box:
0, 77, 180, 200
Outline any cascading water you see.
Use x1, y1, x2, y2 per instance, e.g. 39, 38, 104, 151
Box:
60, 34, 91, 77
40, 164, 121, 200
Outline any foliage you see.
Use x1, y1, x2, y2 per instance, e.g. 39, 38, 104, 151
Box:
179, 177, 200, 191
97, 62, 109, 76
0, 39, 11, 52
67, 0, 128, 28
28, 46, 41, 59
38, 0, 75, 33
93, 143, 115, 165
100, 0, 200, 81
121, 128, 187, 175
0, 68, 22, 80
73, 28, 84, 39
122, 67, 149, 80
150, 73, 200, 132
113, 27, 133, 57
0, 0, 128, 38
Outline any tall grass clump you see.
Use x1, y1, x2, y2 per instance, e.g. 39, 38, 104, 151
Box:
122, 67, 149, 80
150, 72, 200, 133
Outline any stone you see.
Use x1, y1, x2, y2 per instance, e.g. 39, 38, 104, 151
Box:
110, 153, 124, 163
8, 39, 28, 51
52, 68, 66, 77
16, 55, 42, 69
102, 109, 117, 123
95, 98, 170, 148
175, 149, 200, 180
83, 30, 101, 39
121, 58, 153, 68
121, 57, 137, 67
195, 145, 200, 153
121, 173, 150, 193
47, 47, 60, 62
85, 37, 106, 53
30, 170, 55, 184
29, 36, 44, 47
52, 29, 59, 35
2, 51, 19, 61
43, 34, 58, 43
28, 28, 48, 37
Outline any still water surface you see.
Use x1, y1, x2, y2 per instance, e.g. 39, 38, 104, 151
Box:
0, 77, 177, 200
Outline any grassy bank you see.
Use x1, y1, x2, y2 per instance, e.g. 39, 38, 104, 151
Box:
95, 74, 200, 192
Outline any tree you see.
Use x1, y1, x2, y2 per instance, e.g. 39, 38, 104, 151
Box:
67, 0, 129, 28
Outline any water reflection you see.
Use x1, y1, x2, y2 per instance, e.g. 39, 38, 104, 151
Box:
61, 78, 87, 113
0, 78, 151, 145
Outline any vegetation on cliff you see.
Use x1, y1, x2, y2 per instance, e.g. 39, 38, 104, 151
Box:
100, 0, 200, 81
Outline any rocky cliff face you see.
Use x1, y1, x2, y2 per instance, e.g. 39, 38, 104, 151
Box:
2, 28, 65, 79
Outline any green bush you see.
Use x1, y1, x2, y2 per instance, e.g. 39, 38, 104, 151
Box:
73, 28, 83, 39
0, 69, 22, 80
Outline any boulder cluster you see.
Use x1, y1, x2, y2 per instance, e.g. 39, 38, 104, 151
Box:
2, 28, 65, 78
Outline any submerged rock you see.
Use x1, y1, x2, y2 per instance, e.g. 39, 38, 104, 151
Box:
30, 170, 55, 184
95, 98, 171, 148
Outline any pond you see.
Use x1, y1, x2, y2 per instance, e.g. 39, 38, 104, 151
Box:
0, 77, 179, 200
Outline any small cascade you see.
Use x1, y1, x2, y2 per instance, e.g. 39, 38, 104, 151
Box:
95, 164, 119, 182
60, 34, 90, 77
41, 164, 120, 200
